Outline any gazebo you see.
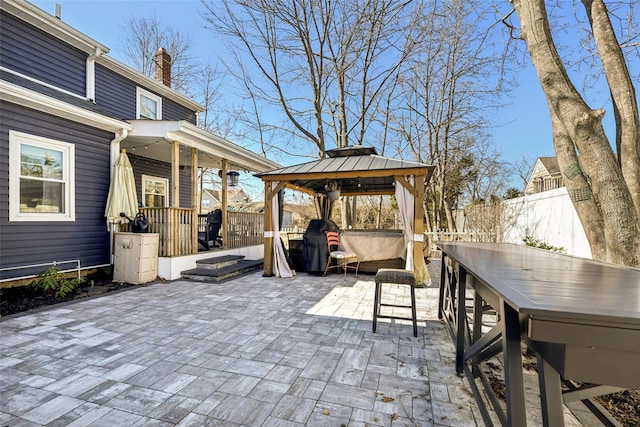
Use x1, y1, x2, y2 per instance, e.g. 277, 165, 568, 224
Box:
255, 146, 435, 283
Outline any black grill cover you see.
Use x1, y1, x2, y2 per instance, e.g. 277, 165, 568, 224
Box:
303, 219, 340, 273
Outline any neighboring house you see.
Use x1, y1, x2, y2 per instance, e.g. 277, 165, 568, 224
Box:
200, 188, 221, 214
0, 0, 279, 281
524, 156, 565, 194
209, 188, 252, 207
509, 156, 590, 257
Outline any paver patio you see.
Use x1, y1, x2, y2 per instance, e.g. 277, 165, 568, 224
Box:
0, 262, 590, 426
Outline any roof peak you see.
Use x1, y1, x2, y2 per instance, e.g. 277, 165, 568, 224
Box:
325, 145, 377, 158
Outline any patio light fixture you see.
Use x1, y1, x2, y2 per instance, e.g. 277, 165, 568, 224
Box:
227, 171, 240, 186
325, 180, 341, 201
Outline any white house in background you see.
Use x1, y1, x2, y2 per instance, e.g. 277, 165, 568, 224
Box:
525, 157, 565, 194
200, 188, 220, 213
502, 156, 591, 259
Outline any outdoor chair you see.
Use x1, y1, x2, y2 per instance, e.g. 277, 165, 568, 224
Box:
323, 231, 359, 278
373, 268, 418, 337
198, 209, 222, 250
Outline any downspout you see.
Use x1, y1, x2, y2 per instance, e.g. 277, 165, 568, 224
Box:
86, 47, 103, 102
110, 129, 128, 178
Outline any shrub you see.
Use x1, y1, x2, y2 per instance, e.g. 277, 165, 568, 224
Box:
523, 235, 566, 253
27, 267, 84, 299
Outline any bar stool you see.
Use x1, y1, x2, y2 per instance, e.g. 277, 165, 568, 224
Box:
372, 268, 418, 337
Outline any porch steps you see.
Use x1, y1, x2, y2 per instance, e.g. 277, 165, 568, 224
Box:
180, 255, 263, 282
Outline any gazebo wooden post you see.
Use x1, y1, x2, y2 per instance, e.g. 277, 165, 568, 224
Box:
413, 174, 426, 273
263, 180, 274, 277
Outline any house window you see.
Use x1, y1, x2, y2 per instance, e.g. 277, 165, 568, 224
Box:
136, 87, 162, 120
9, 131, 75, 221
142, 175, 169, 207
202, 199, 211, 209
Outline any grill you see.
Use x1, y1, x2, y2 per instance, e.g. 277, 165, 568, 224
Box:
302, 219, 339, 273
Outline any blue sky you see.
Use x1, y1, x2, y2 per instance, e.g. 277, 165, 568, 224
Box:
30, 0, 620, 178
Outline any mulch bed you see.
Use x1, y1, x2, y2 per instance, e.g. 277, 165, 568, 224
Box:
0, 271, 137, 317
485, 355, 639, 426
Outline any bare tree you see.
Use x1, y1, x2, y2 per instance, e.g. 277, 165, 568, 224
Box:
201, 0, 418, 227
507, 0, 640, 267
200, 0, 415, 156
120, 15, 198, 94
387, 0, 509, 231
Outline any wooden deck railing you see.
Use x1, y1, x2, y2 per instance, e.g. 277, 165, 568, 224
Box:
134, 208, 264, 257
141, 207, 197, 257
226, 211, 264, 248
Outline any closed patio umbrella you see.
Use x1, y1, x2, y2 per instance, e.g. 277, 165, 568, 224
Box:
105, 149, 138, 224
105, 150, 138, 260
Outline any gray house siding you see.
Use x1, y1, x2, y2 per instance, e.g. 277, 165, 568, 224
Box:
0, 11, 86, 96
95, 64, 136, 120
95, 64, 197, 123
0, 102, 114, 280
129, 154, 192, 208
162, 97, 197, 124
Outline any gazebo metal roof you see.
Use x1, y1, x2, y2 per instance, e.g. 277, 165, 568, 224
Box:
255, 146, 434, 196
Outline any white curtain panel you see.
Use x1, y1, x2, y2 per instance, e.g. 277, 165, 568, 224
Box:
394, 176, 430, 285
272, 182, 295, 278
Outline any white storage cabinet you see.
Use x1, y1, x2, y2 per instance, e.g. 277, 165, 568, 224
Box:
113, 232, 159, 284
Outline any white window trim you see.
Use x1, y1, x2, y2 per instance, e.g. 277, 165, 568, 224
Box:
136, 87, 162, 120
142, 174, 169, 207
9, 131, 75, 222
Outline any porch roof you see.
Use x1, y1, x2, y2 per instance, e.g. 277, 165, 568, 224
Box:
123, 120, 280, 172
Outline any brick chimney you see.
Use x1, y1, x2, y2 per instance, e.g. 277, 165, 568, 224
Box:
154, 48, 171, 87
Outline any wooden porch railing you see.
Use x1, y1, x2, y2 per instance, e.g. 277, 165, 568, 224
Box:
141, 207, 197, 257
135, 208, 264, 257
226, 211, 264, 248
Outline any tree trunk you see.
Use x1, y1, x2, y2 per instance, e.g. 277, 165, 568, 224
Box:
582, 0, 640, 216
512, 0, 640, 267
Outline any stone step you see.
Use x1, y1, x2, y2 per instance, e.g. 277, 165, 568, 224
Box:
181, 259, 264, 282
195, 255, 245, 270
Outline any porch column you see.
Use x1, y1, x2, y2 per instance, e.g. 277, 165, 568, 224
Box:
221, 159, 228, 249
171, 140, 180, 207
263, 180, 274, 276
413, 173, 426, 272
191, 148, 198, 254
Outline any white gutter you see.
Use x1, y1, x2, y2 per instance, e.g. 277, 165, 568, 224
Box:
0, 79, 132, 133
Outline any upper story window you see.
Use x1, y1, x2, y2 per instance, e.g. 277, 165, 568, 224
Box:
9, 131, 75, 221
142, 175, 169, 207
136, 87, 162, 120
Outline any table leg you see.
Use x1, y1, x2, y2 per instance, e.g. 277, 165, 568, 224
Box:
456, 267, 467, 374
438, 254, 447, 320
537, 353, 564, 427
472, 282, 483, 377
502, 301, 527, 426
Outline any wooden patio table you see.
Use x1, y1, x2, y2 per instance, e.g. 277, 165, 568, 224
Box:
437, 242, 640, 427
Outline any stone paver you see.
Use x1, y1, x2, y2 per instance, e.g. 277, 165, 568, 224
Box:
0, 262, 581, 426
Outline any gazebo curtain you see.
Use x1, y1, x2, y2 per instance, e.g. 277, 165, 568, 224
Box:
395, 176, 430, 285
272, 182, 294, 278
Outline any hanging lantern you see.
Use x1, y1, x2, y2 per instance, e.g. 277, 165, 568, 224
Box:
325, 180, 341, 200
227, 171, 240, 186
